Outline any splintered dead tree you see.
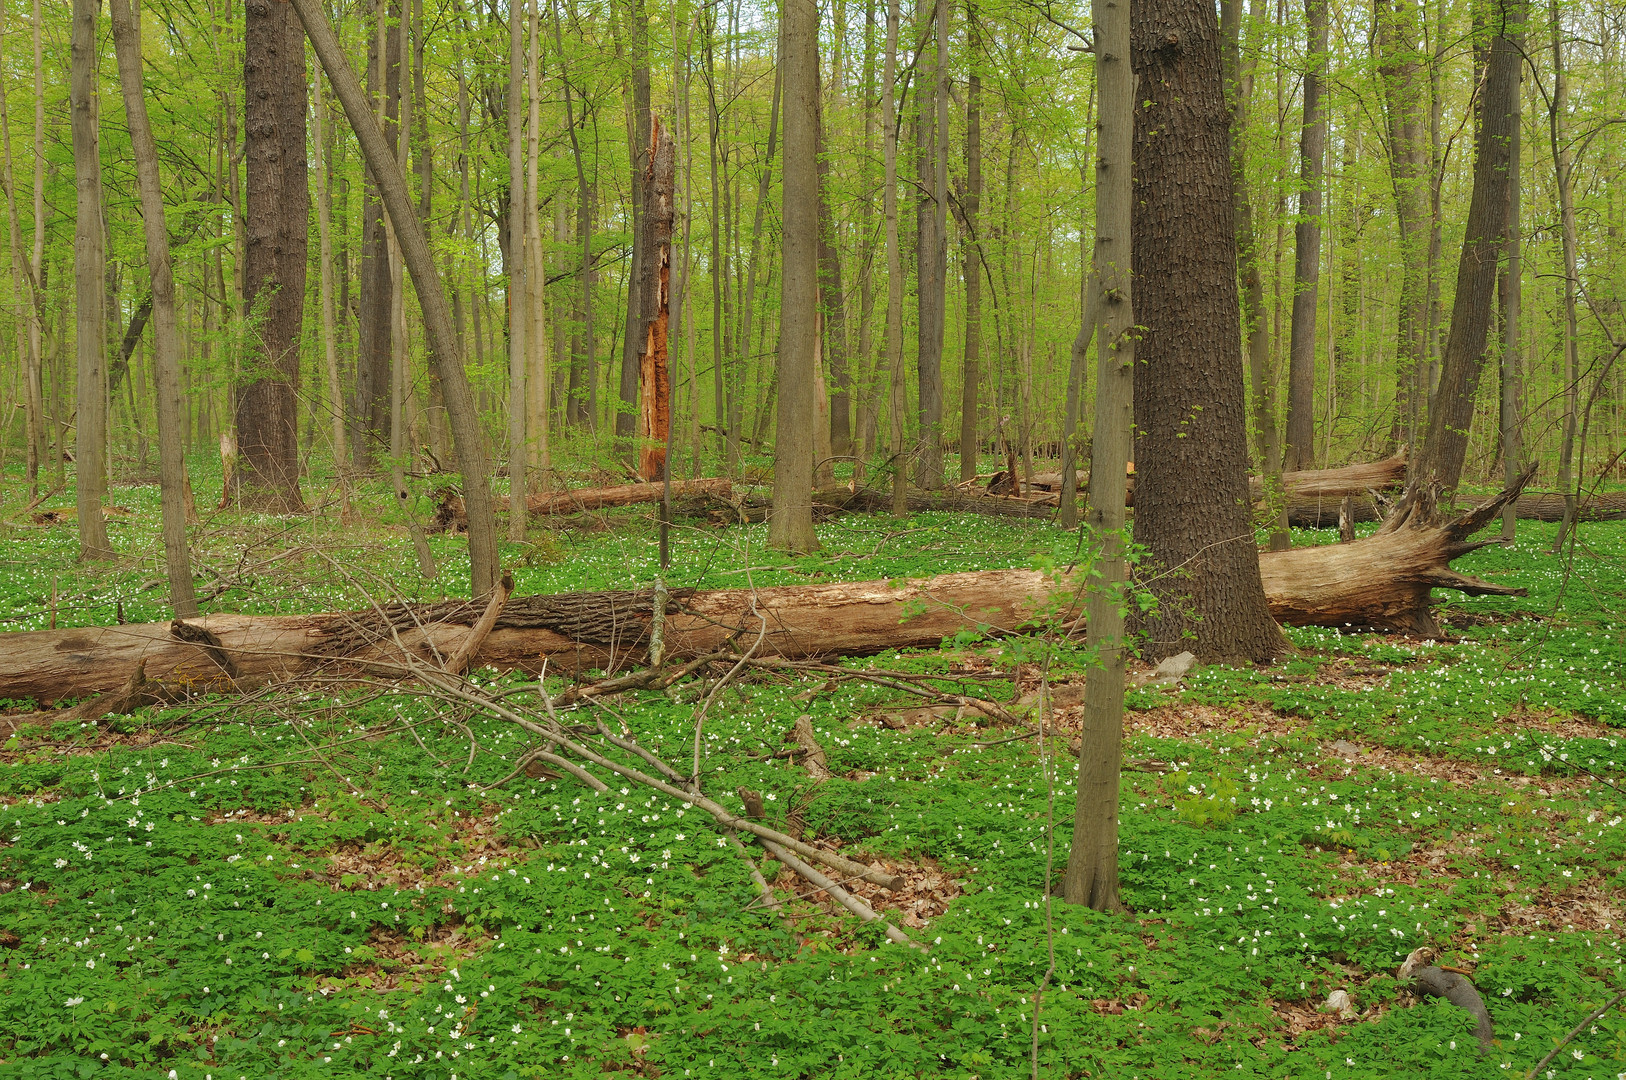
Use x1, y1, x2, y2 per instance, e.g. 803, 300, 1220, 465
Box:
291, 0, 501, 599
637, 119, 676, 482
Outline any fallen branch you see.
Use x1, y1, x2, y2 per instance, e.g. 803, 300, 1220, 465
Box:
756, 838, 923, 949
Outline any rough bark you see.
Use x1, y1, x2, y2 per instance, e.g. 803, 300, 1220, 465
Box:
354, 0, 399, 467
1130, 0, 1287, 663
5, 475, 1534, 705
959, 11, 983, 484
1410, 0, 1526, 496
1376, 0, 1429, 449
507, 0, 529, 539
108, 0, 200, 617
815, 85, 852, 459
70, 0, 112, 560
617, 0, 652, 450
637, 120, 676, 481
237, 0, 308, 513
882, 0, 906, 515
1548, 0, 1580, 550
771, 0, 819, 554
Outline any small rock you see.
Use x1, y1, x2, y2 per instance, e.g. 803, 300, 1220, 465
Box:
1330, 739, 1362, 760
1154, 651, 1198, 680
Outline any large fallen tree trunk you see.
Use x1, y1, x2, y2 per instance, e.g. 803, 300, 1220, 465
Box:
3, 474, 1531, 704
1512, 491, 1626, 522
432, 477, 735, 532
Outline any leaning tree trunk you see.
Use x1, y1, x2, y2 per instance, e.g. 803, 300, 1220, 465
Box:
3, 474, 1535, 706
109, 0, 200, 617
293, 0, 500, 599
1130, 0, 1286, 664
1410, 0, 1526, 496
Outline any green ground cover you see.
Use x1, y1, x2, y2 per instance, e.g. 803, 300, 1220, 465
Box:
2, 462, 1625, 1078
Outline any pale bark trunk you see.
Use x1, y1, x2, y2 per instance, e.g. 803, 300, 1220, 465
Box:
618, 0, 652, 450
293, 0, 500, 599
1063, 0, 1135, 912
1377, 0, 1429, 448
959, 10, 982, 484
108, 0, 199, 617
1498, 40, 1522, 542
313, 59, 352, 520
912, 0, 949, 490
71, 0, 112, 560
772, 0, 820, 553
883, 0, 906, 516
526, 0, 549, 482
737, 64, 782, 475
0, 5, 44, 494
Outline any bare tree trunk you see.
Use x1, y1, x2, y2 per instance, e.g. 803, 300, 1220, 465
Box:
70, 0, 111, 560
1130, 0, 1286, 663
816, 78, 852, 459
1377, 0, 1429, 449
355, 0, 399, 468
1411, 0, 1526, 496
1498, 32, 1522, 542
293, 0, 500, 599
912, 0, 949, 490
1283, 0, 1327, 471
313, 69, 352, 521
1549, 0, 1580, 550
1063, 0, 1134, 913
702, 9, 728, 461
853, 0, 879, 478
772, 0, 819, 554
507, 0, 530, 540
108, 0, 199, 616
617, 0, 652, 452
883, 0, 906, 515
737, 63, 782, 475
959, 7, 982, 485
526, 0, 549, 484
0, 5, 44, 495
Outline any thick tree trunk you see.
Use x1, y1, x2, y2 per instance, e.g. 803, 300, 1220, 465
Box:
355, 0, 398, 468
772, 0, 820, 553
70, 0, 112, 561
6, 475, 1533, 705
1130, 0, 1286, 663
1377, 0, 1429, 450
237, 0, 308, 513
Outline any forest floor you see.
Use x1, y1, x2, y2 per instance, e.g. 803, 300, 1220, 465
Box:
1, 458, 1625, 1079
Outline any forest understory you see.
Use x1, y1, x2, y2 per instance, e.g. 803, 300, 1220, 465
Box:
1, 457, 1624, 1079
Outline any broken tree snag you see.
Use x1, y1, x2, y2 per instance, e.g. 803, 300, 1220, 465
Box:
1258, 466, 1534, 637
431, 477, 735, 532
636, 118, 675, 482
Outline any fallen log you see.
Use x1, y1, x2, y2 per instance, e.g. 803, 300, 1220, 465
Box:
432, 477, 736, 532
1511, 491, 1626, 522
2, 474, 1531, 703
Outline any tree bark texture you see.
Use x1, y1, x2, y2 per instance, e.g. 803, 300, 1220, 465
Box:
1410, 0, 1526, 496
237, 0, 308, 513
770, 0, 820, 554
637, 119, 676, 481
1130, 0, 1286, 663
617, 0, 652, 447
70, 0, 111, 560
959, 14, 983, 484
355, 0, 400, 467
432, 478, 734, 532
5, 475, 1533, 705
1376, 0, 1429, 448
507, 0, 529, 539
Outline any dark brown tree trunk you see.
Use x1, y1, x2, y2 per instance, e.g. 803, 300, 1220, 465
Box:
816, 81, 852, 459
617, 0, 652, 449
637, 120, 676, 481
1282, 0, 1327, 471
1130, 0, 1286, 664
1410, 0, 1526, 496
236, 0, 308, 513
70, 0, 112, 560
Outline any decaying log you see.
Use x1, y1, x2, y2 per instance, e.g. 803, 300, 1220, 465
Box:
1250, 454, 1408, 501
1, 473, 1532, 703
432, 477, 735, 532
1512, 491, 1626, 522
811, 486, 1057, 518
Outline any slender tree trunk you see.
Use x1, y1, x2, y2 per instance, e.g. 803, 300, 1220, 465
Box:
637, 120, 676, 481
526, 0, 549, 483
555, 8, 596, 432
1549, 0, 1580, 550
1377, 0, 1430, 450
883, 0, 906, 515
108, 0, 199, 615
854, 0, 879, 476
313, 67, 352, 520
507, 0, 530, 540
293, 0, 500, 599
959, 8, 982, 485
70, 0, 111, 560
1411, 0, 1526, 496
816, 78, 852, 460
737, 64, 783, 475
702, 9, 727, 461
1226, 0, 1287, 548
1283, 0, 1327, 471
912, 0, 948, 489
1130, 0, 1287, 663
355, 0, 399, 468
0, 6, 44, 495
1063, 0, 1134, 914
618, 0, 652, 450
1498, 33, 1522, 542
